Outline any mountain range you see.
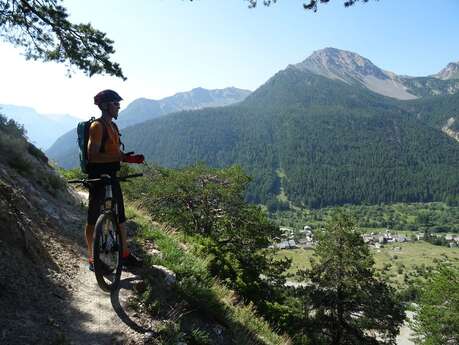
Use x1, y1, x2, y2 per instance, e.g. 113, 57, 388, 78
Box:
0, 105, 79, 150
47, 48, 459, 208
116, 86, 251, 128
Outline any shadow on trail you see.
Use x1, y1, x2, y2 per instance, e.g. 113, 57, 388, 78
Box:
110, 275, 149, 334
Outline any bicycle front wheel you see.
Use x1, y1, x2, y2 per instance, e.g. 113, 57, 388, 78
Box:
93, 212, 123, 292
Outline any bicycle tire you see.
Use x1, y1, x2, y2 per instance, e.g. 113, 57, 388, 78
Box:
93, 212, 123, 292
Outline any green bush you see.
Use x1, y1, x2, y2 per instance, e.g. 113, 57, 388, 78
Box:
57, 167, 85, 181
0, 114, 26, 137
0, 113, 66, 194
411, 265, 459, 344
27, 143, 48, 164
129, 210, 290, 345
0, 134, 32, 174
187, 328, 211, 345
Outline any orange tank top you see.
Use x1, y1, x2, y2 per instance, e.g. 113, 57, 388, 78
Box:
89, 118, 121, 155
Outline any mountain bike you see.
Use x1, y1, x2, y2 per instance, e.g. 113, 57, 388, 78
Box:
68, 173, 143, 292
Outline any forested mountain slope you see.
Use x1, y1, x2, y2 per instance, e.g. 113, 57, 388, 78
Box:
122, 67, 459, 208
400, 77, 459, 98
399, 92, 459, 131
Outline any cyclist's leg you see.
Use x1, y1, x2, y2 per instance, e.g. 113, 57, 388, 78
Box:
85, 224, 95, 259
87, 181, 104, 264
113, 180, 142, 266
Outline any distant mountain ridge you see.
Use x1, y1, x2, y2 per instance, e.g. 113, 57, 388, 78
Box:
116, 86, 251, 128
46, 86, 251, 167
0, 104, 79, 150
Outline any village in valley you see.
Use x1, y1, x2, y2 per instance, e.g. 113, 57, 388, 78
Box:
274, 225, 459, 250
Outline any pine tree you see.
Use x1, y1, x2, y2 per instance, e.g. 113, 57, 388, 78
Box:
411, 265, 459, 345
297, 212, 405, 345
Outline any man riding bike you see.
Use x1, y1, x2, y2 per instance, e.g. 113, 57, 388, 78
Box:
85, 89, 144, 271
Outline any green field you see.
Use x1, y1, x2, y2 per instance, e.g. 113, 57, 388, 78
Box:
278, 241, 459, 285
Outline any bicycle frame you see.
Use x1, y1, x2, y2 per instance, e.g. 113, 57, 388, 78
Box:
68, 172, 143, 291
100, 174, 118, 222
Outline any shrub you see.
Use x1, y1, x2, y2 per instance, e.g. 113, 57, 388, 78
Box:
187, 328, 211, 345
0, 134, 32, 174
27, 143, 48, 164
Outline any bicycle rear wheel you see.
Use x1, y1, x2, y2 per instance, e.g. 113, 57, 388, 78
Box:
93, 212, 123, 292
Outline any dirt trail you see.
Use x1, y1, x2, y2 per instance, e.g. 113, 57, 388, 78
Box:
396, 311, 415, 345
0, 182, 155, 345
54, 191, 153, 345
58, 258, 150, 345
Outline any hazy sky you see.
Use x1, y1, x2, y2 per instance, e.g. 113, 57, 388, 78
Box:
0, 0, 458, 119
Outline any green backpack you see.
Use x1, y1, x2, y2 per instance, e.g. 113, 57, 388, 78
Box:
77, 117, 96, 174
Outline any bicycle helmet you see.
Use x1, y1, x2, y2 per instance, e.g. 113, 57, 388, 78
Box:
94, 89, 123, 105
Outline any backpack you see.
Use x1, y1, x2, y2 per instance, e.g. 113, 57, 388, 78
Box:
77, 117, 122, 174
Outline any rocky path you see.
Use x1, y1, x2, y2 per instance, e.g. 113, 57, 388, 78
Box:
55, 259, 155, 345
54, 191, 154, 345
0, 183, 156, 345
396, 311, 415, 345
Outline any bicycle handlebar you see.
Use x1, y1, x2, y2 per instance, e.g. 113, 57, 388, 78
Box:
67, 173, 143, 185
67, 179, 84, 184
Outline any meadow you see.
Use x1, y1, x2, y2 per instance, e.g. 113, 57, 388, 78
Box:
277, 240, 459, 286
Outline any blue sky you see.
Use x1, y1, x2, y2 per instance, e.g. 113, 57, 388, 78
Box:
0, 0, 458, 119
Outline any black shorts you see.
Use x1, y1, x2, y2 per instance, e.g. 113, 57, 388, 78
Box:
87, 177, 126, 225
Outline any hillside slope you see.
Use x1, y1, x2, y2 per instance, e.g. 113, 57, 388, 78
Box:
0, 118, 91, 343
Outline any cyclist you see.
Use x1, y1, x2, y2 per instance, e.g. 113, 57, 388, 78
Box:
85, 89, 144, 271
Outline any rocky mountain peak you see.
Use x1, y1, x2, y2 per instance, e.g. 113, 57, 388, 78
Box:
295, 47, 388, 82
292, 47, 417, 100
434, 62, 459, 80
